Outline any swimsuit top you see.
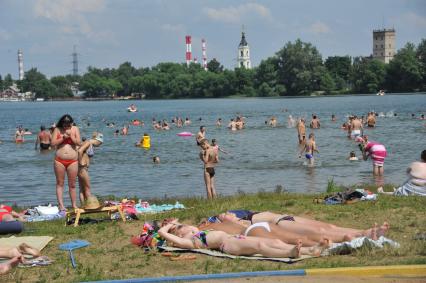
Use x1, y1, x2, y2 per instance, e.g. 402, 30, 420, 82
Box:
207, 210, 259, 224
192, 230, 209, 248
57, 132, 74, 146
0, 205, 12, 213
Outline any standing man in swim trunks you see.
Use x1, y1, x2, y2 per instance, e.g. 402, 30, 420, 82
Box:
297, 119, 306, 145
350, 116, 363, 139
299, 133, 319, 166
35, 125, 52, 151
199, 139, 218, 199
196, 126, 206, 146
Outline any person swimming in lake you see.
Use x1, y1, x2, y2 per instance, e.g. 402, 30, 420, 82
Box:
15, 126, 25, 143
196, 126, 206, 146
348, 151, 359, 161
297, 118, 306, 145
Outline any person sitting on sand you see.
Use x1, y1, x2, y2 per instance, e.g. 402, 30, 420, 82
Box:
207, 210, 389, 243
0, 244, 41, 275
0, 205, 27, 222
378, 150, 426, 196
158, 218, 304, 258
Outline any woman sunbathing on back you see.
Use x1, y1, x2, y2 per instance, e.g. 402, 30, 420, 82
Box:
158, 219, 321, 258
198, 216, 330, 248
208, 210, 389, 242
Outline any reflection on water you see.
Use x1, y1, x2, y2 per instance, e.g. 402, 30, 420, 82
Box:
0, 94, 425, 205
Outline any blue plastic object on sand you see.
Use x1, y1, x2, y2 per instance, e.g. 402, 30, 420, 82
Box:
59, 239, 90, 268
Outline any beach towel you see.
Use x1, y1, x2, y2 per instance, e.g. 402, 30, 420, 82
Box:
0, 236, 53, 252
158, 246, 311, 263
135, 201, 185, 214
323, 236, 399, 255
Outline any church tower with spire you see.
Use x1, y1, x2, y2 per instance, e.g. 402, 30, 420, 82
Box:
237, 30, 251, 69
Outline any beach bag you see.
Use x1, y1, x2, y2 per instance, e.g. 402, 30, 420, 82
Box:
324, 188, 365, 205
131, 222, 164, 251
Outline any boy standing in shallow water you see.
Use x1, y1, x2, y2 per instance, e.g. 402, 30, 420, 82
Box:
299, 133, 319, 166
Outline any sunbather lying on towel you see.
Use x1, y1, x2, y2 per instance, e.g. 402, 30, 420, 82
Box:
199, 217, 330, 247
158, 218, 323, 258
0, 205, 27, 222
0, 243, 40, 274
208, 210, 389, 242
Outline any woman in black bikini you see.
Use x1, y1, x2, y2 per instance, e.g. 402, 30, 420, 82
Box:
199, 139, 218, 199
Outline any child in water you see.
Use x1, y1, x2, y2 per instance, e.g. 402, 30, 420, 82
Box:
348, 151, 359, 161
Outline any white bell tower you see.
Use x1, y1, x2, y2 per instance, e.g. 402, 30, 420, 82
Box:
237, 30, 251, 69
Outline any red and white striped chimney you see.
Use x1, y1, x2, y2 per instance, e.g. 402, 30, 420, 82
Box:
202, 39, 207, 71
185, 35, 192, 67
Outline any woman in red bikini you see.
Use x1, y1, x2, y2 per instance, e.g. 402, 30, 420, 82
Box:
51, 114, 81, 213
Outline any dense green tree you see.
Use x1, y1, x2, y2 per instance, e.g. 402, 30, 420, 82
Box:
3, 74, 14, 89
50, 76, 73, 97
207, 58, 224, 73
18, 68, 46, 93
275, 39, 324, 95
0, 74, 3, 91
33, 79, 59, 99
350, 57, 386, 93
385, 43, 422, 92
416, 39, 426, 89
325, 56, 351, 90
80, 73, 122, 97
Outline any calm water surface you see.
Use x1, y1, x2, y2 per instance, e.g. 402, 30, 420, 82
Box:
0, 94, 425, 205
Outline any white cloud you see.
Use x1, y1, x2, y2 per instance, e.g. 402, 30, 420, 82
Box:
308, 21, 331, 34
400, 12, 426, 28
161, 24, 185, 33
33, 0, 107, 39
34, 0, 104, 22
0, 28, 11, 41
204, 3, 271, 23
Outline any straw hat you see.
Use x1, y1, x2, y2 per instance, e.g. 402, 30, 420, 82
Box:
84, 196, 102, 210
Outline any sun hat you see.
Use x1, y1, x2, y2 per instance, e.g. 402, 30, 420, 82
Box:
84, 196, 102, 210
94, 133, 103, 144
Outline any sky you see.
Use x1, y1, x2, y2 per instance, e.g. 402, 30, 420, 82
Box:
0, 0, 425, 78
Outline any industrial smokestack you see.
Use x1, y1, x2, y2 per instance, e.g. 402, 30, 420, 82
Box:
18, 49, 24, 80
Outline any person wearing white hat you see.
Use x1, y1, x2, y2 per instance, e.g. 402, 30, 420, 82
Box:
77, 132, 103, 207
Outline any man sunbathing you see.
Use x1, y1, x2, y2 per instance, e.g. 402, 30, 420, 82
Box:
158, 218, 322, 258
0, 243, 40, 274
208, 210, 389, 242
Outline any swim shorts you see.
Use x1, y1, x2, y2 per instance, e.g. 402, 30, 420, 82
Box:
305, 154, 313, 159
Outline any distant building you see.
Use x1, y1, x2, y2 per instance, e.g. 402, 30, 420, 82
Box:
237, 31, 251, 69
0, 83, 33, 101
373, 28, 395, 63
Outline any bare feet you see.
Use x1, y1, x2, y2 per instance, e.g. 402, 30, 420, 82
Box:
18, 243, 41, 257
363, 222, 390, 240
0, 256, 22, 275
290, 239, 302, 258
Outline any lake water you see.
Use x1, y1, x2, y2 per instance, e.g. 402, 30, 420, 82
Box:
0, 94, 425, 206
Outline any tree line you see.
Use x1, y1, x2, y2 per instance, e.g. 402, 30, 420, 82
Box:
1, 38, 425, 99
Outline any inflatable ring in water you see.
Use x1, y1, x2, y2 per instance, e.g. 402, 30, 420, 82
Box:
177, 132, 193, 137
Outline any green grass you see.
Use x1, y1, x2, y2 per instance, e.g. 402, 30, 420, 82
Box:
1, 184, 426, 282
